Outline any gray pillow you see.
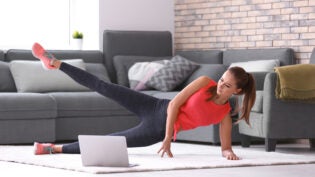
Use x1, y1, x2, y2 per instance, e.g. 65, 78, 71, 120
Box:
85, 63, 111, 83
10, 59, 90, 92
229, 59, 280, 72
146, 55, 199, 92
182, 64, 227, 86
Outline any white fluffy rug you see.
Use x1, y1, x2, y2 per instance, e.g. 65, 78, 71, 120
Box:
0, 142, 314, 174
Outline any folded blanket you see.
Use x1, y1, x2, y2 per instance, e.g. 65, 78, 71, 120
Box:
275, 64, 315, 101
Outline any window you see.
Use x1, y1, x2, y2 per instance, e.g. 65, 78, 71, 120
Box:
0, 0, 70, 49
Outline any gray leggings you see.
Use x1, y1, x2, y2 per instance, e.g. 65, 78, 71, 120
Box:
60, 62, 170, 154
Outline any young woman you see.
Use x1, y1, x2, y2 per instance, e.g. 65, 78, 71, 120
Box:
32, 43, 256, 160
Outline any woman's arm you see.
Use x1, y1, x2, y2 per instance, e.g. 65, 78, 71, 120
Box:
158, 76, 211, 157
219, 114, 240, 160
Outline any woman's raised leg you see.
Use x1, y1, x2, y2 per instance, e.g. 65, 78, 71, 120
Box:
32, 42, 160, 117
32, 43, 170, 155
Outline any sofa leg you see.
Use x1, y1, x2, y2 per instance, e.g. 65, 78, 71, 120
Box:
309, 139, 315, 151
265, 138, 277, 152
241, 135, 251, 148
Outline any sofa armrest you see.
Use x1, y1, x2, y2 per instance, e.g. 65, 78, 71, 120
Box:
262, 72, 315, 138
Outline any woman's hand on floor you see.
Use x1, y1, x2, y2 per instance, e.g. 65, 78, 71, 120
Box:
157, 137, 173, 158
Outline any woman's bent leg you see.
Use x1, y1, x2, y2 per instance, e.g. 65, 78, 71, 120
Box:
62, 142, 80, 154
62, 99, 169, 154
62, 124, 165, 154
62, 125, 164, 154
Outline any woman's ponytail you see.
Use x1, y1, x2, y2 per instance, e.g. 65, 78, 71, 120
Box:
240, 73, 256, 124
228, 67, 256, 125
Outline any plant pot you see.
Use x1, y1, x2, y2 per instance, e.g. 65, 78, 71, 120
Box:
72, 39, 83, 50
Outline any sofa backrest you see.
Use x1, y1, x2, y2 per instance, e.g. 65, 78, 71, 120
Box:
103, 30, 173, 83
2, 50, 110, 92
222, 48, 295, 66
7, 50, 109, 79
112, 49, 225, 89
175, 50, 223, 64
5, 49, 104, 63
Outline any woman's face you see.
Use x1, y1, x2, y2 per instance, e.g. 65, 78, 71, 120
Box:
217, 70, 241, 97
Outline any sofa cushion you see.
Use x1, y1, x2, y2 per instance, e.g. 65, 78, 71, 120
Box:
128, 60, 169, 91
113, 55, 172, 87
0, 50, 4, 61
228, 95, 240, 119
48, 92, 133, 117
146, 55, 199, 91
0, 93, 56, 120
85, 63, 111, 83
251, 72, 269, 91
252, 91, 263, 113
149, 91, 179, 100
239, 112, 264, 137
181, 64, 227, 88
0, 61, 17, 92
10, 59, 90, 92
229, 59, 280, 72
140, 90, 164, 96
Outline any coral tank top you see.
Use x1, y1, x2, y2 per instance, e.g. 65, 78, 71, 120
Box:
173, 80, 231, 140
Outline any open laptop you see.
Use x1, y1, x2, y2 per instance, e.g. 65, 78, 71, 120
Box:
78, 135, 131, 167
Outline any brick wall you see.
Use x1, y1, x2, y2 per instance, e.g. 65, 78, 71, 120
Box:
174, 0, 315, 63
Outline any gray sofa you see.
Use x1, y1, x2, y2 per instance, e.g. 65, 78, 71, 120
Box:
0, 30, 295, 147
0, 49, 142, 144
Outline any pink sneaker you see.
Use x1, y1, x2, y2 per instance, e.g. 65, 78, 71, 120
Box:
32, 42, 57, 70
34, 142, 55, 155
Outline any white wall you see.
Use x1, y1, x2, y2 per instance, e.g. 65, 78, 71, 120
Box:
71, 0, 99, 50
98, 0, 174, 50
0, 0, 173, 50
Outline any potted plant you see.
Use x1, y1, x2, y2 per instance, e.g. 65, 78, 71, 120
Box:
72, 30, 83, 50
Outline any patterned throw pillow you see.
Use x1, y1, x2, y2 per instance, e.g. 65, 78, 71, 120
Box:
146, 55, 199, 92
128, 60, 169, 91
